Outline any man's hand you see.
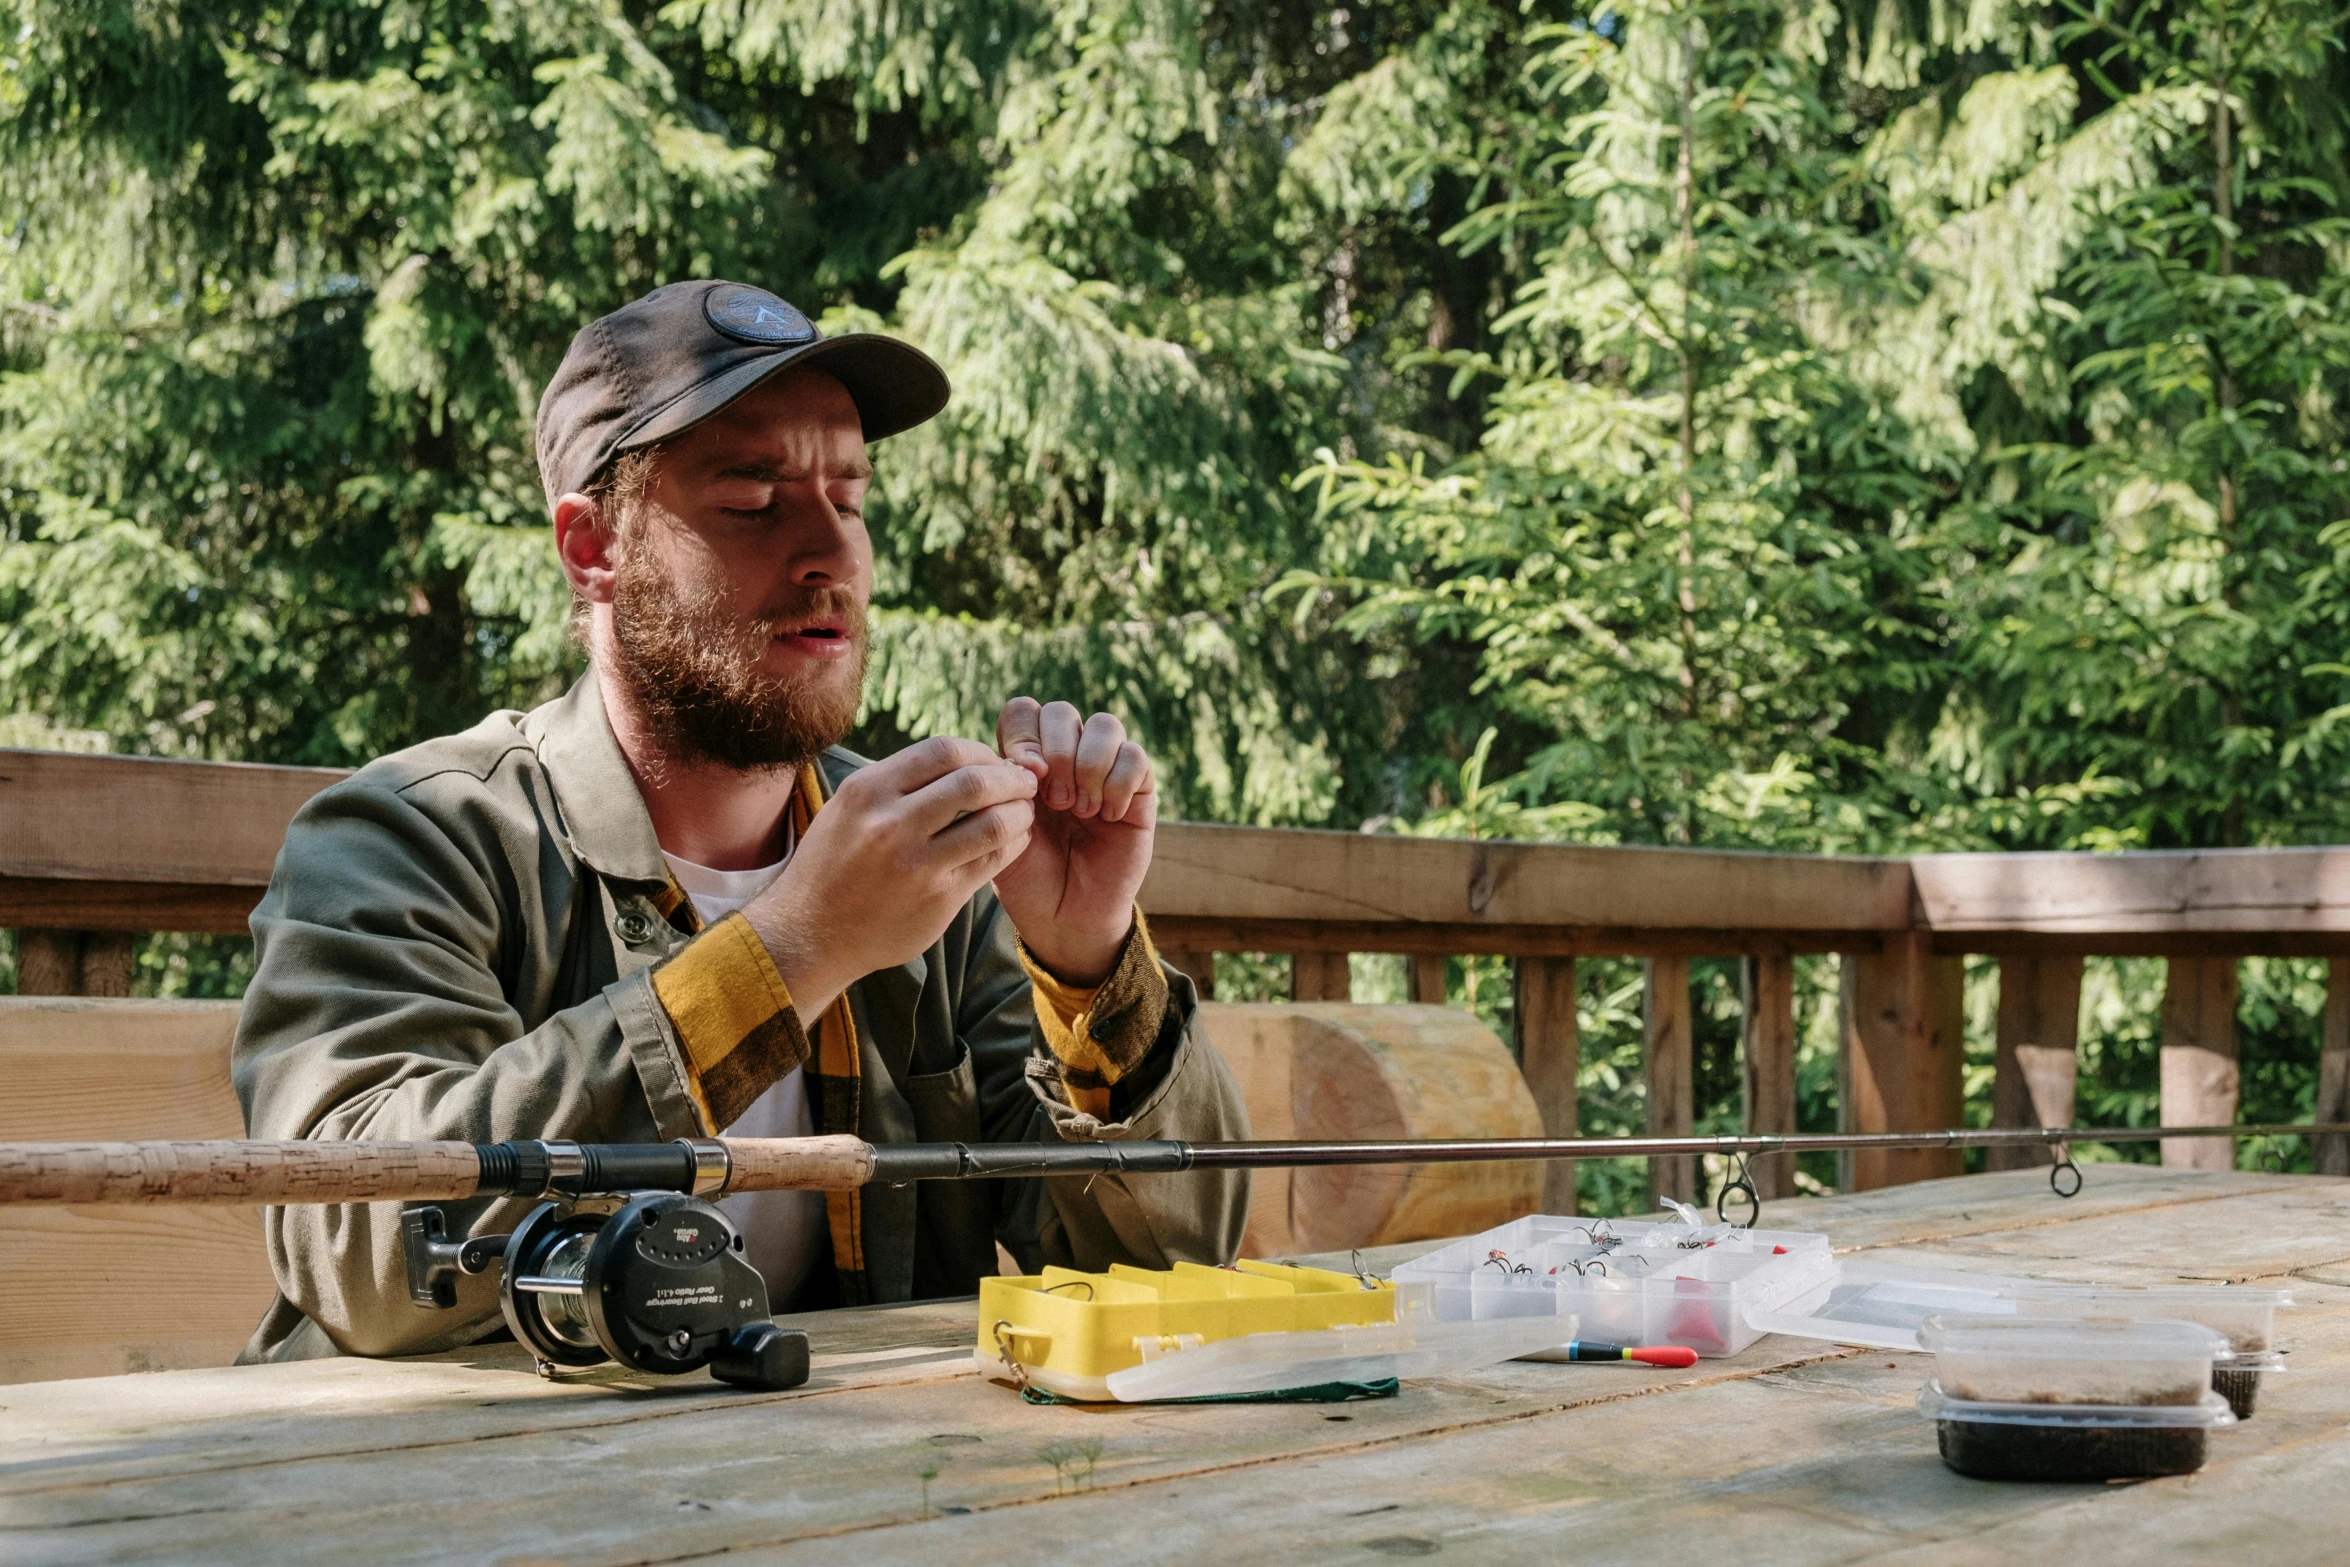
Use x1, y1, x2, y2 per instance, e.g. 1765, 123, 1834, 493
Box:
992, 698, 1155, 985
741, 738, 1037, 1022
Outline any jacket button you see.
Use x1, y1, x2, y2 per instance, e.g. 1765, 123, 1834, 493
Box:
614, 910, 656, 945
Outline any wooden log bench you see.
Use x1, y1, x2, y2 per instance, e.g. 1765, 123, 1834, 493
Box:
5, 1165, 2342, 1564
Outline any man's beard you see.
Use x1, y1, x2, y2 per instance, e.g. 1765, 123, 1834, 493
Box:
607, 553, 868, 776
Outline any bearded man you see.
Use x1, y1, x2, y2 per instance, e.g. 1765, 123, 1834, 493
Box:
232, 281, 1250, 1362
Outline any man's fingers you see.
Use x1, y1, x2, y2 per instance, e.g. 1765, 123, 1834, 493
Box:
1039, 701, 1082, 810
864, 734, 1002, 796
1098, 741, 1153, 824
933, 799, 1035, 871
997, 697, 1046, 776
1071, 712, 1126, 818
904, 758, 1037, 833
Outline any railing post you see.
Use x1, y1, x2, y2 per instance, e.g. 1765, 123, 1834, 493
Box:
1839, 933, 1965, 1191
2321, 959, 2350, 1177
1162, 949, 1217, 1001
1291, 953, 1350, 1003
14, 930, 135, 997
2160, 956, 2239, 1171
1406, 955, 1449, 1007
1644, 957, 1695, 1209
1515, 957, 1578, 1213
1740, 955, 1797, 1199
1988, 955, 2083, 1170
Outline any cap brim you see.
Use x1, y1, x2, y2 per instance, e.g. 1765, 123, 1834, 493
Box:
616, 333, 951, 457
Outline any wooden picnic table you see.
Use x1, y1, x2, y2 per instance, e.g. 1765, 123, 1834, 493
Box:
6, 1164, 2348, 1564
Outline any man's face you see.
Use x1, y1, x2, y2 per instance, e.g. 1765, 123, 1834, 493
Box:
606, 368, 875, 773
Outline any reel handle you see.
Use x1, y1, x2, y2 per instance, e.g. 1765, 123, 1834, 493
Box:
710, 1321, 811, 1391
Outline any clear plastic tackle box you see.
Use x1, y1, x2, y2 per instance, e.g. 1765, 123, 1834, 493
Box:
1388, 1212, 1835, 1357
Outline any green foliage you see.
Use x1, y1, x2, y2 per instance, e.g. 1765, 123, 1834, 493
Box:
0, 0, 1458, 814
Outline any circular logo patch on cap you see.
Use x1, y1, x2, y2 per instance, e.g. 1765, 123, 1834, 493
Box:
704, 287, 817, 346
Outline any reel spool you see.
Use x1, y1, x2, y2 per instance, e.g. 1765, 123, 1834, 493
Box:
403, 1192, 808, 1391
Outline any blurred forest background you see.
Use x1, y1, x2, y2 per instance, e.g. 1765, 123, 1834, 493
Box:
5, 0, 2350, 1208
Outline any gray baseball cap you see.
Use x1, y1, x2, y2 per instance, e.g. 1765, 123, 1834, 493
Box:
533, 279, 951, 506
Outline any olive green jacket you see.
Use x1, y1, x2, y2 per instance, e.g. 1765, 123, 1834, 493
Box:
232, 676, 1249, 1361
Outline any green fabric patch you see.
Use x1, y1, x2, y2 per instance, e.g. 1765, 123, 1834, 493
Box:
1020, 1377, 1401, 1406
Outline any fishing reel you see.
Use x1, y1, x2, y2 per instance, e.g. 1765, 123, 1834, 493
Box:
401, 1191, 808, 1391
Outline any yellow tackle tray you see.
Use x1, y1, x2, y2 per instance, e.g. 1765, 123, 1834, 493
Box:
977, 1260, 1397, 1400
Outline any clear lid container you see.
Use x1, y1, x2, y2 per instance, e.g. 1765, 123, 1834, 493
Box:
2004, 1283, 2290, 1356
1744, 1258, 2037, 1351
1918, 1381, 2238, 1429
1103, 1311, 1582, 1401
1920, 1314, 2227, 1407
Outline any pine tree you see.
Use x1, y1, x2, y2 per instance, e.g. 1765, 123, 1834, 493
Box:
1296, 0, 1954, 850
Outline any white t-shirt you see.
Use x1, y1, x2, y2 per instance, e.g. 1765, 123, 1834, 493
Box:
661, 847, 827, 1310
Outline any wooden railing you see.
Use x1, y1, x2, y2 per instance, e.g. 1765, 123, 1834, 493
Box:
8, 747, 2350, 1201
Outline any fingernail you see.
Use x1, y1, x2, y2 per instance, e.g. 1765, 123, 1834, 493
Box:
1076, 794, 1097, 817
1052, 785, 1072, 808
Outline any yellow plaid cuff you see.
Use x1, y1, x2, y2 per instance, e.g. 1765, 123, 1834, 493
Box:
650, 912, 809, 1130
1018, 911, 1171, 1118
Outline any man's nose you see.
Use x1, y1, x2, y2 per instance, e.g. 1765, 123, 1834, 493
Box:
782, 491, 861, 585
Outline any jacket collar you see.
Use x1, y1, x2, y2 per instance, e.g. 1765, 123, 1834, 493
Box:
524, 674, 672, 886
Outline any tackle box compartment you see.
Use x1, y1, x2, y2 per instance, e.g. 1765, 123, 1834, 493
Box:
1388, 1213, 1835, 1357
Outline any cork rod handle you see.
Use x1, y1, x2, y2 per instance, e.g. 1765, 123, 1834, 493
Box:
0, 1135, 887, 1206
719, 1135, 876, 1191
0, 1140, 486, 1206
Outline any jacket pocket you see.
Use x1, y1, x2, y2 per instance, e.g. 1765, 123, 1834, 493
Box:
902, 1038, 982, 1144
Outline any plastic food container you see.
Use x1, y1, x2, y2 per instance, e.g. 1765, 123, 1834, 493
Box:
1918, 1383, 2237, 1481
1390, 1214, 1834, 1358
2004, 1284, 2291, 1419
1919, 1315, 2226, 1407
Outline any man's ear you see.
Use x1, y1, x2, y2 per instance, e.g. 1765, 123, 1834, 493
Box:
552, 492, 619, 605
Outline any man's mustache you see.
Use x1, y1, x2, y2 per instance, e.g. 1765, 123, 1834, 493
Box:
747, 589, 867, 636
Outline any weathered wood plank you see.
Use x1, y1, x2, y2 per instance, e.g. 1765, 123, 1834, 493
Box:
1286, 950, 1349, 1001
0, 875, 262, 934
10, 1169, 2346, 1567
0, 998, 273, 1384
2324, 958, 2350, 1178
2161, 956, 2240, 1171
1144, 823, 1913, 932
1840, 933, 1965, 1191
0, 749, 342, 889
1148, 915, 1888, 959
721, 1293, 2350, 1566
15, 930, 135, 996
1515, 956, 1578, 1214
1913, 846, 2350, 937
1643, 957, 1694, 1209
1740, 955, 1797, 1200
1405, 952, 1448, 1006
1987, 954, 2082, 1171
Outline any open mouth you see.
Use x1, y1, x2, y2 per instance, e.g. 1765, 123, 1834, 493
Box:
773, 620, 853, 652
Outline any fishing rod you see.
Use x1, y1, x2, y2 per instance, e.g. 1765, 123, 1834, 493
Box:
3, 1122, 2343, 1209
10, 1124, 2329, 1394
